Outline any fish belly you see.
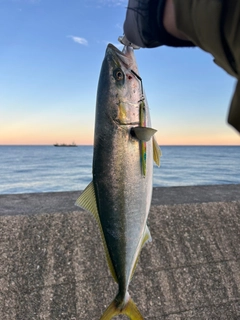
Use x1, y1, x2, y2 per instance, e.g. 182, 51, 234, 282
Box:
93, 126, 153, 293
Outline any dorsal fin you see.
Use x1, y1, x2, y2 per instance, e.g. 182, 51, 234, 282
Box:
75, 182, 118, 283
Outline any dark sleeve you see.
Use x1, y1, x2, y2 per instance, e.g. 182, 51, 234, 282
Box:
173, 0, 240, 133
123, 0, 195, 48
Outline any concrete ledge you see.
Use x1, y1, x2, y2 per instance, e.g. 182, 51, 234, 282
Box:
1, 184, 240, 216
0, 185, 240, 319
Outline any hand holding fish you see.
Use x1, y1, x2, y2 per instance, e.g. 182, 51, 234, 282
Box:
118, 35, 140, 49
123, 0, 240, 134
123, 0, 194, 48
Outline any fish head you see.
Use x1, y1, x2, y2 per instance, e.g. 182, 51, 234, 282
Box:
96, 43, 144, 126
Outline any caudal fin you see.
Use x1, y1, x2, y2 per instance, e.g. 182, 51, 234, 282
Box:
100, 295, 144, 320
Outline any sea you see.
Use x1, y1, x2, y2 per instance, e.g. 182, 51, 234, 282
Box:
0, 145, 239, 195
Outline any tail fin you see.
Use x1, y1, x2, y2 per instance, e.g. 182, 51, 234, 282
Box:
100, 295, 144, 320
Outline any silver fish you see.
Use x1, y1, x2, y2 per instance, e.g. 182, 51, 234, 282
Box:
76, 44, 161, 319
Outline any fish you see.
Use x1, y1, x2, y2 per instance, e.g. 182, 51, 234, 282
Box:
75, 43, 161, 320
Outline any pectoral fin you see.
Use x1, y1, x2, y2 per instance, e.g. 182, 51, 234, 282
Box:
131, 126, 157, 141
153, 136, 161, 166
141, 224, 152, 247
75, 182, 117, 283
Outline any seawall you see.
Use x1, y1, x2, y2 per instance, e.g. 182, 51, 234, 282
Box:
1, 185, 240, 319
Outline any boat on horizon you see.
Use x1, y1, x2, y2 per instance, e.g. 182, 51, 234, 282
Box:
53, 142, 78, 147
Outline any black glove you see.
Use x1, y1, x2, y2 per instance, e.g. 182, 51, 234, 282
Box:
123, 0, 195, 48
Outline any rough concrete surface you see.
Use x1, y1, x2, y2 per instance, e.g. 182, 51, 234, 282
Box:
0, 185, 240, 320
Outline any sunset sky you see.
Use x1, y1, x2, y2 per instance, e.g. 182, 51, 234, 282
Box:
1, 0, 239, 145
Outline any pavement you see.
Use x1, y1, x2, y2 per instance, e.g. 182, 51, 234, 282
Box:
0, 184, 240, 320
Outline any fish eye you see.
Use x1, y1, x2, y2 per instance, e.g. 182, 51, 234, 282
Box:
113, 68, 124, 81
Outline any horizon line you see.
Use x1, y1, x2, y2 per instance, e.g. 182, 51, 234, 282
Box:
0, 144, 239, 147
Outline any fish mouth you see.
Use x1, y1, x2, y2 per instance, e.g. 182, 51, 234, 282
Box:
106, 43, 131, 68
107, 43, 125, 56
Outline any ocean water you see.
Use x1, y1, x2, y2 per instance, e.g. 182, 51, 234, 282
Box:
0, 145, 239, 194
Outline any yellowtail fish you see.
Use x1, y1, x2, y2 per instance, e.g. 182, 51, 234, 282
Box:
75, 44, 161, 319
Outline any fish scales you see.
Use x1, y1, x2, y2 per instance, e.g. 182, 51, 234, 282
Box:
76, 44, 161, 319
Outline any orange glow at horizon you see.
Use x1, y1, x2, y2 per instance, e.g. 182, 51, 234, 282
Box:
0, 123, 94, 145
154, 130, 240, 146
1, 130, 239, 146
1, 117, 240, 146
0, 135, 94, 146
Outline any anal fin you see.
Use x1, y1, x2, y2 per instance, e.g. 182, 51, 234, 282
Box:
130, 224, 152, 281
141, 224, 152, 247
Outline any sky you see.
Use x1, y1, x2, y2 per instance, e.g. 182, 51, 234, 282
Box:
0, 0, 239, 145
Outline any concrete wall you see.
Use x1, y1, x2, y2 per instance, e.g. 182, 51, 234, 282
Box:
1, 185, 240, 319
